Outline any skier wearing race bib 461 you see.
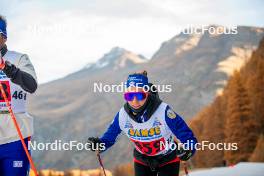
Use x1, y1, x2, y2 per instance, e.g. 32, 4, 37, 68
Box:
0, 15, 38, 176
88, 70, 197, 176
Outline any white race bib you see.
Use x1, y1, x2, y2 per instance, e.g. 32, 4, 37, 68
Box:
0, 70, 27, 113
119, 102, 176, 156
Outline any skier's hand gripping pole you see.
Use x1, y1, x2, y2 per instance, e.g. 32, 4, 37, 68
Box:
0, 83, 39, 176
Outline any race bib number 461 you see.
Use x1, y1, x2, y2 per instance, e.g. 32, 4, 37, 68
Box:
0, 81, 11, 102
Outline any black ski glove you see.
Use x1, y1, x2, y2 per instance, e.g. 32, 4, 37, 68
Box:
176, 148, 193, 161
3, 61, 37, 93
87, 137, 103, 152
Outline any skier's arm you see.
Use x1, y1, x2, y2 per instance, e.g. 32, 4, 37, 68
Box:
3, 54, 38, 93
99, 112, 122, 152
165, 106, 198, 157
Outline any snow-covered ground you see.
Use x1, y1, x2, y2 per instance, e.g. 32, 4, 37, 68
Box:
189, 162, 264, 176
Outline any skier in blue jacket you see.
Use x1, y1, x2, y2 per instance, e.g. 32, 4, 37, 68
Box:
88, 71, 197, 176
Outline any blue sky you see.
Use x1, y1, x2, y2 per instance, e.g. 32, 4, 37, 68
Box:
1, 0, 264, 83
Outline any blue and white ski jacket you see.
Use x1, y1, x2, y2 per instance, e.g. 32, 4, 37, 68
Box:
100, 102, 197, 156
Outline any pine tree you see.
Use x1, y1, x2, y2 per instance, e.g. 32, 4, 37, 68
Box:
246, 53, 264, 134
224, 71, 259, 165
202, 96, 226, 167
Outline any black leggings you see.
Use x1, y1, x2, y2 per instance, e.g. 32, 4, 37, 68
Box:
134, 161, 180, 176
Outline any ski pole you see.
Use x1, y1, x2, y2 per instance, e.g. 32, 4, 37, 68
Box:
0, 83, 39, 176
183, 162, 189, 176
96, 150, 107, 176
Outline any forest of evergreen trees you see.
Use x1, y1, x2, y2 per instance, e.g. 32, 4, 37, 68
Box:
190, 37, 264, 168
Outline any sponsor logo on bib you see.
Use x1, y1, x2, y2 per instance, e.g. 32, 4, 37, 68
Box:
128, 126, 161, 138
